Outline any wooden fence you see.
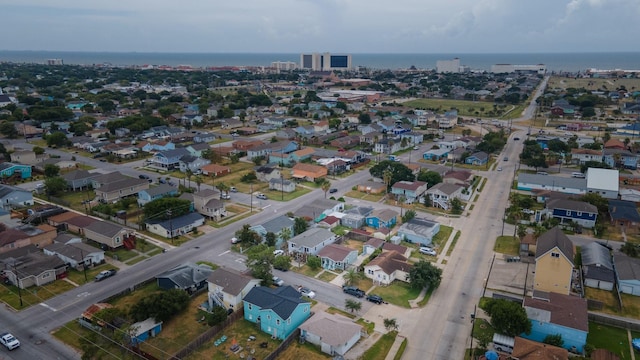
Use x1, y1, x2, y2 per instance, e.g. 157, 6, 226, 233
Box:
263, 328, 301, 360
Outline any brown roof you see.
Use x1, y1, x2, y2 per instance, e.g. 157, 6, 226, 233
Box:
294, 147, 315, 157
201, 163, 231, 174
48, 211, 82, 224
366, 250, 412, 275
392, 181, 426, 191
317, 244, 355, 261
444, 170, 473, 182
512, 337, 569, 359
520, 233, 537, 246
365, 237, 384, 248
82, 303, 113, 323
604, 139, 625, 149
207, 267, 256, 296
65, 215, 98, 228
591, 349, 620, 360
292, 162, 327, 174
320, 215, 340, 225
0, 229, 29, 246
382, 242, 407, 255
571, 148, 602, 155
535, 226, 574, 262
523, 292, 588, 332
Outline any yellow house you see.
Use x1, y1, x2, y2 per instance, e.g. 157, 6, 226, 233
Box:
533, 226, 575, 295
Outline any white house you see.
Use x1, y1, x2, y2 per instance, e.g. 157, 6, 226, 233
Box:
207, 267, 261, 312
586, 168, 619, 199
363, 250, 412, 286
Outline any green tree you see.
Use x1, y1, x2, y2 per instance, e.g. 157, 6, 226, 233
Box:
44, 164, 60, 178
129, 289, 190, 322
265, 232, 277, 247
45, 176, 67, 196
402, 209, 416, 223
321, 179, 331, 198
408, 260, 443, 290
579, 192, 608, 215
294, 217, 308, 235
143, 198, 192, 220
94, 307, 126, 334
273, 255, 292, 272
343, 268, 364, 286
206, 305, 229, 326
383, 318, 399, 331
194, 175, 203, 192
307, 255, 321, 270
450, 198, 464, 215
345, 299, 362, 313
416, 170, 442, 188
543, 334, 564, 347
358, 113, 371, 124
484, 298, 531, 337
235, 224, 262, 245
0, 121, 18, 138
280, 227, 292, 250
246, 244, 274, 285
32, 146, 45, 155
370, 161, 415, 190
70, 121, 91, 136
46, 131, 69, 147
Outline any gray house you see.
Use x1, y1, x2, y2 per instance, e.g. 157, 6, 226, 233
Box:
288, 228, 337, 256
340, 206, 374, 229
156, 262, 213, 294
179, 155, 211, 173
317, 244, 358, 271
62, 170, 98, 191
396, 218, 441, 246
614, 251, 640, 296
43, 242, 105, 268
268, 178, 295, 193
581, 242, 614, 291
0, 184, 34, 210
250, 215, 295, 249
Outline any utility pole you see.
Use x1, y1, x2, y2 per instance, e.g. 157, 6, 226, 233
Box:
12, 263, 23, 307
166, 209, 174, 245
80, 247, 88, 282
281, 174, 284, 201
250, 183, 253, 213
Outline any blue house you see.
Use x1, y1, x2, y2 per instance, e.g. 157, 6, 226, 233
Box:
465, 151, 488, 165
366, 208, 398, 229
194, 132, 216, 143
129, 318, 163, 346
0, 162, 32, 179
149, 148, 190, 170
250, 215, 294, 249
137, 184, 178, 206
243, 286, 311, 340
522, 292, 588, 353
544, 198, 598, 229
603, 148, 638, 169
423, 149, 450, 161
0, 184, 34, 210
186, 143, 211, 158
317, 244, 358, 271
396, 218, 440, 246
142, 141, 175, 153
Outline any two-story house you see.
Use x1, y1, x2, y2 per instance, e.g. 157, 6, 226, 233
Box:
185, 143, 211, 158
250, 215, 294, 249
390, 180, 427, 204
0, 184, 34, 210
148, 148, 191, 170
61, 170, 98, 191
178, 155, 211, 173
570, 148, 602, 165
542, 199, 598, 229
94, 176, 150, 204
243, 286, 311, 340
288, 227, 337, 256
207, 268, 261, 313
533, 226, 575, 295
186, 189, 227, 221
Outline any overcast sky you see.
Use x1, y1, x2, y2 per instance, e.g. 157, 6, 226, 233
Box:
2, 0, 639, 53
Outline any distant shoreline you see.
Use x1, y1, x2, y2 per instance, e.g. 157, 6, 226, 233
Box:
1, 50, 639, 72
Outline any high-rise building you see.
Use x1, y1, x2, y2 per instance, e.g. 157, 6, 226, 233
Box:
300, 53, 352, 71
271, 61, 298, 71
436, 58, 462, 73
47, 59, 64, 65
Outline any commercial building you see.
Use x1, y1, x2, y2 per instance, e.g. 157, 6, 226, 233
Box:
300, 53, 352, 71
491, 64, 546, 74
271, 61, 297, 71
436, 58, 467, 73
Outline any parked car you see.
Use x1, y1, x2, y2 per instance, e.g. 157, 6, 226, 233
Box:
272, 276, 284, 287
256, 193, 268, 200
167, 181, 176, 187
413, 146, 419, 150
343, 286, 365, 298
221, 193, 231, 200
298, 286, 316, 299
329, 188, 338, 194
273, 250, 284, 257
0, 333, 20, 350
94, 269, 117, 282
138, 174, 150, 180
419, 247, 437, 256
366, 294, 384, 304
231, 237, 239, 244
497, 167, 502, 171
513, 137, 520, 141
522, 209, 535, 215
503, 157, 508, 161
230, 187, 238, 192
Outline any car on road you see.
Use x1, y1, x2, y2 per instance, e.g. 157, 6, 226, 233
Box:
220, 193, 231, 200
329, 188, 338, 194
256, 193, 268, 200
272, 276, 284, 287
513, 137, 520, 141
167, 181, 176, 186
503, 157, 508, 161
343, 286, 365, 298
94, 269, 117, 282
138, 174, 150, 180
273, 249, 284, 257
419, 247, 437, 256
497, 167, 502, 171
0, 332, 20, 350
366, 294, 384, 304
231, 237, 239, 244
99, 159, 107, 162
413, 146, 419, 150
229, 187, 238, 192
298, 286, 316, 299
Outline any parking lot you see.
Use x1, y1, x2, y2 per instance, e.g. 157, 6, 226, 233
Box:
486, 255, 535, 298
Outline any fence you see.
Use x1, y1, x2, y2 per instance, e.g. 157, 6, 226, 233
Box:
263, 328, 301, 360
169, 308, 244, 360
588, 312, 640, 332
92, 211, 141, 230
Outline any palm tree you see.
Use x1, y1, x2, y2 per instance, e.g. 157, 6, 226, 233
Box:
321, 179, 331, 198
280, 227, 292, 253
343, 268, 364, 287
345, 299, 362, 314
383, 169, 393, 195
194, 175, 202, 192
217, 182, 230, 197
185, 169, 193, 189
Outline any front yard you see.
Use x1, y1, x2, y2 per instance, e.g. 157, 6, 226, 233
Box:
0, 279, 76, 310
367, 281, 421, 309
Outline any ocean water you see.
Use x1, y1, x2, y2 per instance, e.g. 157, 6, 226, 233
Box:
1, 50, 639, 73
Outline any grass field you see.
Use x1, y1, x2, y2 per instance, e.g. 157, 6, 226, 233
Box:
587, 322, 632, 360
404, 98, 525, 119
369, 281, 422, 309
494, 236, 520, 255
547, 76, 640, 92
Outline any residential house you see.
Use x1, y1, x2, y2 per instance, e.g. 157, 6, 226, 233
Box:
10, 150, 37, 166
465, 151, 489, 165
250, 215, 295, 248
533, 227, 575, 295
426, 183, 465, 210
318, 215, 340, 229
0, 184, 34, 210
0, 162, 32, 179
586, 168, 619, 199
247, 141, 298, 160
64, 215, 97, 235
356, 181, 387, 194
140, 140, 175, 153
543, 199, 598, 229
299, 312, 362, 356
522, 292, 588, 353
293, 198, 345, 222
0, 224, 57, 253
603, 148, 638, 169
189, 189, 227, 220
423, 148, 450, 161
400, 132, 424, 145
207, 267, 261, 312
366, 209, 398, 229
374, 138, 402, 154
397, 218, 440, 246
221, 118, 243, 129
359, 131, 383, 146
292, 163, 328, 182
156, 262, 213, 293
129, 318, 163, 346
516, 174, 586, 195
255, 165, 282, 182
200, 164, 231, 177
233, 139, 265, 152
362, 237, 385, 255
84, 221, 134, 249
603, 138, 626, 150
341, 206, 374, 229
61, 170, 98, 191
146, 212, 205, 239
581, 242, 615, 291
137, 184, 178, 207
185, 143, 210, 158
43, 242, 105, 268
363, 250, 412, 286
317, 244, 358, 271
570, 148, 602, 165
443, 170, 474, 187
0, 245, 67, 289
520, 233, 537, 256
193, 132, 216, 143
94, 176, 149, 203
330, 135, 360, 149
609, 199, 640, 234
288, 227, 337, 256
613, 251, 640, 296
269, 178, 295, 193
178, 155, 211, 173
243, 286, 311, 340
390, 180, 427, 204
511, 337, 569, 360
148, 148, 191, 170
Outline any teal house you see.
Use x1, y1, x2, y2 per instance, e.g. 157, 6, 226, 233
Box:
243, 286, 311, 340
0, 163, 32, 179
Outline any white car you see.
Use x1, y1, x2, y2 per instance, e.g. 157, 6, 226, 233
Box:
298, 286, 316, 299
419, 247, 437, 256
231, 237, 239, 244
272, 276, 284, 287
0, 332, 20, 350
273, 250, 285, 257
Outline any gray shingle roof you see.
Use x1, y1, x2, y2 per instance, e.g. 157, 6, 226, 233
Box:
0, 184, 29, 198
614, 251, 640, 281
289, 227, 334, 248
96, 177, 148, 193
156, 262, 213, 289
546, 199, 597, 213
259, 215, 294, 234
243, 286, 306, 320
84, 221, 126, 238
518, 173, 587, 189
609, 199, 640, 222
143, 184, 175, 197
146, 212, 204, 230
535, 226, 574, 262
207, 268, 256, 296
581, 242, 613, 269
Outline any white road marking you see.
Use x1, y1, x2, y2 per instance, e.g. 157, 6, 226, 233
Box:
219, 250, 230, 256
40, 303, 57, 312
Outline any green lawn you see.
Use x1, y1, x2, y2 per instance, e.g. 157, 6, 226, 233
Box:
66, 264, 118, 285
361, 331, 398, 360
326, 306, 357, 319
494, 236, 520, 255
291, 264, 321, 278
370, 282, 422, 308
431, 225, 453, 249
587, 322, 632, 360
317, 271, 337, 282
266, 187, 311, 201
0, 280, 76, 310
446, 231, 461, 256
404, 99, 525, 119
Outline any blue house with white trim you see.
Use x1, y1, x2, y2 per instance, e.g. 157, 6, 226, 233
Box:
137, 184, 179, 206
522, 292, 588, 353
423, 148, 450, 161
243, 286, 311, 340
366, 208, 398, 229
465, 151, 488, 165
0, 162, 32, 179
145, 212, 204, 238
543, 198, 598, 228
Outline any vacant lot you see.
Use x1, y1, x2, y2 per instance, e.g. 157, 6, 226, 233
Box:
405, 99, 524, 119
547, 76, 640, 92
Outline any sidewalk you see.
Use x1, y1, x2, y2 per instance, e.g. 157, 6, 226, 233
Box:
384, 334, 406, 360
